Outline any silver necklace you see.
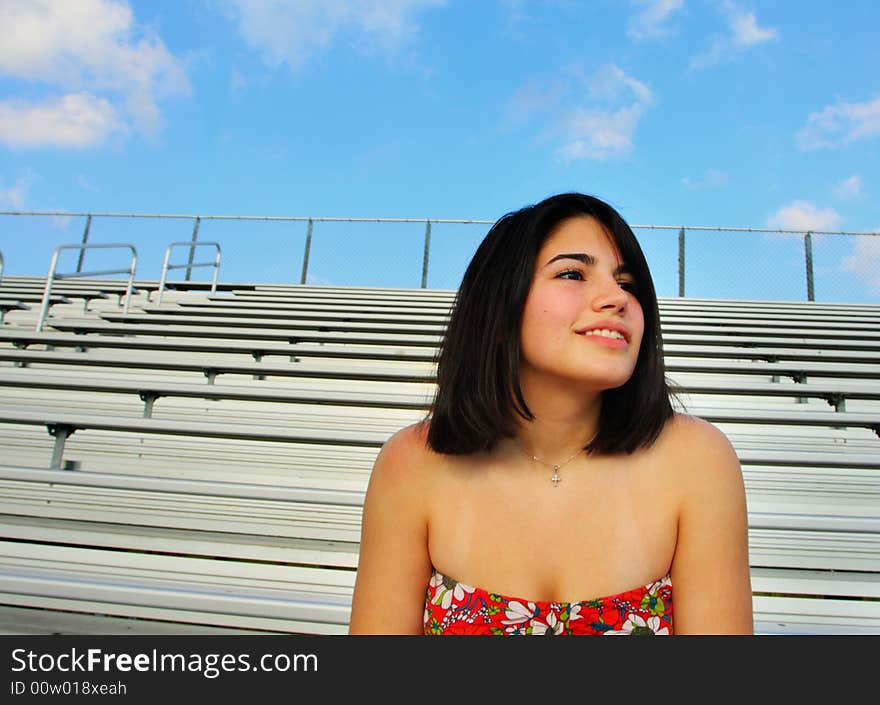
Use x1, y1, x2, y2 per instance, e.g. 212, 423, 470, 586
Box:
516, 435, 595, 488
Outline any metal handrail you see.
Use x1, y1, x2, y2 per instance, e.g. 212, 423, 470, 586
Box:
157, 241, 221, 305
37, 243, 137, 332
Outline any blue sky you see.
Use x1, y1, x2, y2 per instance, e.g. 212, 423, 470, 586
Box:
0, 0, 878, 302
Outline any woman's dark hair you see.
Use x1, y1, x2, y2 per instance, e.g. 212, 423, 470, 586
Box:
426, 192, 674, 456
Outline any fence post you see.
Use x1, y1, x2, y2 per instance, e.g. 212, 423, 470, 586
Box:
300, 218, 313, 284
76, 214, 92, 274
678, 227, 686, 297
185, 217, 201, 282
804, 231, 815, 301
421, 220, 432, 289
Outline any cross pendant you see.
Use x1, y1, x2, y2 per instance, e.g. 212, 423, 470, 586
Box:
551, 466, 561, 488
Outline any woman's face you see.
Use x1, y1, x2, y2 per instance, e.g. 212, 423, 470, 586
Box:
518, 215, 645, 392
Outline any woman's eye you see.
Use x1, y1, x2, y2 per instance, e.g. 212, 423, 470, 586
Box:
618, 280, 637, 293
556, 269, 583, 280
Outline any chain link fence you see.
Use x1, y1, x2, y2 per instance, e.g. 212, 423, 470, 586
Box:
1, 211, 878, 303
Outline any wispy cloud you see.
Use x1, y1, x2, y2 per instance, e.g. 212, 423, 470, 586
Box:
0, 171, 38, 209
690, 0, 778, 70
766, 201, 841, 232
795, 98, 880, 151
627, 0, 684, 40
843, 233, 880, 292
509, 63, 654, 162
220, 0, 445, 72
833, 175, 862, 201
0, 93, 122, 149
0, 0, 189, 148
682, 168, 728, 189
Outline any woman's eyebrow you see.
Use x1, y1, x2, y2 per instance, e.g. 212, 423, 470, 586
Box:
546, 252, 595, 267
545, 252, 630, 275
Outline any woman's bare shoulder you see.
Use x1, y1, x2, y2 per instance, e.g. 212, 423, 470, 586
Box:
658, 412, 743, 488
661, 412, 734, 449
368, 420, 441, 493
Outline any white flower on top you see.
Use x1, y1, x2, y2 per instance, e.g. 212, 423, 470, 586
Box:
531, 611, 564, 635
502, 600, 537, 626
607, 613, 669, 635
430, 571, 475, 610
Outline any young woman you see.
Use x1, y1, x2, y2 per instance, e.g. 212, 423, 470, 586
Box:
348, 192, 753, 635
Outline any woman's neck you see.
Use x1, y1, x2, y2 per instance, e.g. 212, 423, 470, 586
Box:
511, 380, 601, 462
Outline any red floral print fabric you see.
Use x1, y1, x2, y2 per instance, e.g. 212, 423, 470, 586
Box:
424, 567, 673, 635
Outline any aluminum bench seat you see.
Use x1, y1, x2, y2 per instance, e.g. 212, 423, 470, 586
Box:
2, 380, 877, 436
15, 328, 880, 379
0, 301, 30, 324
0, 330, 442, 362
1, 406, 877, 468
657, 295, 880, 311
0, 348, 439, 383
0, 467, 365, 545
198, 296, 456, 313
752, 564, 880, 634
5, 329, 879, 368
152, 302, 454, 322
2, 465, 875, 553
99, 302, 880, 338
0, 605, 271, 635
2, 369, 879, 419
144, 301, 880, 335
95, 309, 880, 343
0, 541, 354, 634
0, 288, 108, 303
204, 292, 879, 322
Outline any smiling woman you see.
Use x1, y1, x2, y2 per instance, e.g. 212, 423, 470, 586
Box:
348, 192, 754, 636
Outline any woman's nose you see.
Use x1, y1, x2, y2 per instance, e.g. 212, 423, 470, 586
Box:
591, 275, 628, 312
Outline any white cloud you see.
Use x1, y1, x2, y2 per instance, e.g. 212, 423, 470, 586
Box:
559, 104, 645, 161
766, 201, 841, 232
843, 233, 880, 292
0, 0, 189, 146
588, 63, 654, 105
627, 0, 684, 40
690, 0, 778, 69
0, 171, 38, 209
723, 0, 777, 46
795, 98, 880, 151
506, 63, 654, 162
833, 175, 862, 201
0, 93, 122, 149
682, 168, 728, 189
220, 0, 445, 72
548, 64, 654, 162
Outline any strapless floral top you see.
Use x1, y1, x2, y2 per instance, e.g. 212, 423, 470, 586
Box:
424, 567, 673, 635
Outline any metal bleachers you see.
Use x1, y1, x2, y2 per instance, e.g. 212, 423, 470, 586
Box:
0, 275, 878, 635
